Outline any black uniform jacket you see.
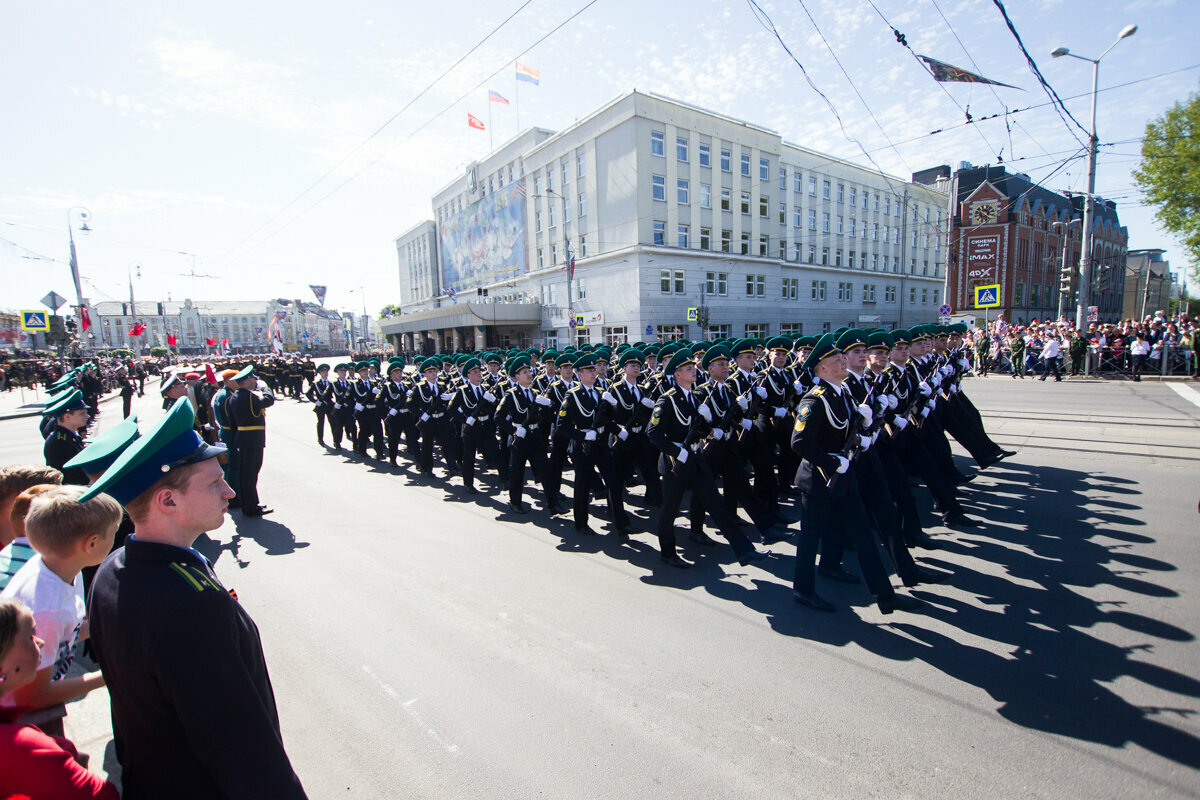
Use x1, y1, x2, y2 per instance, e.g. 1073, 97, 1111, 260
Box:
88, 539, 307, 800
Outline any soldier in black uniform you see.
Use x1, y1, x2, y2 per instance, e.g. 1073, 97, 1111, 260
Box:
408, 357, 458, 476
605, 349, 662, 507
330, 363, 355, 448
350, 361, 384, 458
728, 339, 781, 522
759, 336, 799, 494
450, 357, 501, 494
496, 356, 563, 514
647, 350, 768, 569
381, 359, 414, 466
543, 352, 577, 508
229, 365, 275, 516
41, 389, 90, 486
789, 334, 921, 614
556, 353, 632, 537
306, 363, 334, 446
82, 398, 308, 800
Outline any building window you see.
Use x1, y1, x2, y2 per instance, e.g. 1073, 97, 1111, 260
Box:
653, 220, 666, 246
882, 226, 889, 243
546, 170, 554, 193
699, 142, 711, 167
808, 210, 817, 230
538, 248, 545, 268
577, 279, 587, 300
872, 223, 879, 241
741, 191, 750, 215
822, 247, 830, 265
779, 202, 786, 224
863, 284, 876, 303
848, 187, 857, 206
676, 136, 689, 162
745, 323, 769, 338
835, 249, 843, 267
812, 280, 827, 301
809, 176, 817, 196
721, 187, 731, 211
741, 153, 751, 176
782, 277, 799, 299
700, 184, 712, 209
1030, 285, 1038, 307
822, 179, 831, 199
536, 211, 543, 231
792, 241, 802, 261
700, 227, 711, 250
779, 168, 787, 190
759, 158, 769, 180
884, 197, 891, 215
780, 322, 802, 336
822, 212, 830, 233
721, 148, 731, 172
933, 288, 940, 304
657, 324, 686, 342
550, 244, 558, 265
793, 208, 802, 228
579, 193, 588, 216
706, 271, 728, 296
577, 153, 586, 177
759, 196, 768, 217
580, 235, 588, 257
535, 176, 543, 195
651, 130, 664, 157
848, 218, 856, 237
721, 229, 732, 252
794, 173, 802, 193
652, 175, 666, 201
759, 234, 769, 255
678, 224, 689, 248
885, 285, 896, 303
549, 205, 557, 227
677, 179, 689, 204
562, 200, 570, 222
910, 287, 918, 304
836, 216, 844, 234
660, 269, 685, 294
740, 232, 750, 254
873, 194, 880, 212
778, 240, 786, 258
707, 323, 731, 339
837, 184, 844, 203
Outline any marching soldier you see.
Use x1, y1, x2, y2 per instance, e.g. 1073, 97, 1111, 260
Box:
544, 352, 577, 509
229, 365, 275, 517
496, 356, 563, 514
351, 361, 385, 459
381, 360, 414, 466
451, 357, 501, 494
306, 363, 335, 446
728, 339, 779, 521
605, 349, 662, 507
330, 363, 355, 449
408, 357, 458, 476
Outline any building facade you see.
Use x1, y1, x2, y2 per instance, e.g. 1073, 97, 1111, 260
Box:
89, 298, 347, 355
384, 91, 948, 353
946, 164, 1128, 326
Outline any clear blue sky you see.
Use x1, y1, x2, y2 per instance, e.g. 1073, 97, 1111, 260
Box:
2, 0, 1195, 319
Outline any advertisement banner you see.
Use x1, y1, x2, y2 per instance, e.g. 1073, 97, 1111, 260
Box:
439, 178, 527, 293
966, 235, 1001, 303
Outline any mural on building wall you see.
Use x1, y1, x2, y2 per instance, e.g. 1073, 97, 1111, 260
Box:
439, 178, 527, 292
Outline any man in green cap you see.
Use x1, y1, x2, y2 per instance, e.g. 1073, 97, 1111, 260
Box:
331, 363, 355, 448
543, 352, 578, 509
496, 356, 562, 514
42, 390, 92, 486
451, 357, 501, 494
604, 348, 662, 507
229, 365, 275, 517
351, 361, 384, 458
305, 363, 335, 447
407, 357, 459, 476
84, 398, 308, 799
381, 360, 414, 466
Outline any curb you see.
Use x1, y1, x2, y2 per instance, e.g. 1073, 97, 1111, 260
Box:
0, 390, 122, 422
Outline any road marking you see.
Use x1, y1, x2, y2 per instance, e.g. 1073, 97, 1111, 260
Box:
1167, 383, 1200, 409
361, 665, 460, 754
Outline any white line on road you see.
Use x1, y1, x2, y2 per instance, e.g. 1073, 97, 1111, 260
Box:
1168, 382, 1200, 409
361, 665, 460, 754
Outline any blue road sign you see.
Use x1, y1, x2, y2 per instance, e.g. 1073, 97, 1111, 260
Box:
973, 284, 1001, 309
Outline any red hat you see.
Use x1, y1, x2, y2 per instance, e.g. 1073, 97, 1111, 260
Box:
184, 372, 201, 381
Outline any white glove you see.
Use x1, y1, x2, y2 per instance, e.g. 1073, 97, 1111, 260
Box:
334, 403, 341, 409
483, 391, 496, 403
584, 430, 597, 442
941, 365, 954, 376
535, 395, 552, 407
858, 434, 872, 449
793, 380, 805, 393
465, 416, 475, 426
929, 397, 938, 411
354, 402, 364, 412
856, 403, 873, 426
740, 418, 753, 431
834, 455, 850, 474
617, 428, 629, 441
918, 381, 932, 397
373, 387, 381, 395
959, 357, 969, 370
893, 416, 909, 430
711, 427, 725, 440
755, 386, 768, 399
440, 392, 453, 401
920, 406, 931, 418
950, 384, 960, 394
514, 425, 527, 438
676, 448, 689, 463
737, 394, 750, 411
931, 373, 943, 388
640, 397, 655, 409
697, 404, 712, 423
887, 394, 898, 410
388, 408, 398, 416
420, 412, 430, 422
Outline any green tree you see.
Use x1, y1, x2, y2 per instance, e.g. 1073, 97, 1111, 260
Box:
1133, 92, 1200, 281
379, 303, 401, 319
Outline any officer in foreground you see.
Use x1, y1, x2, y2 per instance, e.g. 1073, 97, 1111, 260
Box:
83, 397, 308, 799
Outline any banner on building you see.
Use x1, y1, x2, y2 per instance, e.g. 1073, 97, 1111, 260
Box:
309, 285, 327, 306
965, 235, 1001, 302
439, 178, 527, 293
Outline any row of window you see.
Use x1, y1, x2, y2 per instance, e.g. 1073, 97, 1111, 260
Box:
662, 269, 940, 305
535, 236, 589, 269
534, 194, 588, 232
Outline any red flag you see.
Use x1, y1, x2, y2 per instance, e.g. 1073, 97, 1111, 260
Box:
468, 113, 485, 131
167, 333, 177, 346
80, 306, 91, 331
221, 339, 230, 347
127, 328, 137, 337
205, 337, 216, 347
205, 363, 218, 384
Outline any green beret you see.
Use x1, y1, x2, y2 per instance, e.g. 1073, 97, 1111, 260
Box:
80, 398, 227, 506
835, 328, 868, 352
801, 333, 840, 372
420, 358, 439, 372
796, 336, 817, 350
43, 389, 89, 418
507, 355, 531, 378
65, 416, 140, 475
354, 361, 370, 371
664, 349, 696, 374
573, 353, 597, 370
317, 363, 331, 372
890, 329, 911, 346
765, 336, 791, 352
701, 344, 731, 370
233, 365, 256, 381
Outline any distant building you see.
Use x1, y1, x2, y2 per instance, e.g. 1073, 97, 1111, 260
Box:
946, 164, 1128, 326
89, 298, 347, 355
384, 90, 948, 354
1123, 249, 1175, 320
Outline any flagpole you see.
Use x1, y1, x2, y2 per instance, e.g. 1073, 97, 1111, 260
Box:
488, 96, 494, 152
514, 65, 520, 133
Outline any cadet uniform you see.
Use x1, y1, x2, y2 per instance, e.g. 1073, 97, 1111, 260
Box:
229, 365, 275, 516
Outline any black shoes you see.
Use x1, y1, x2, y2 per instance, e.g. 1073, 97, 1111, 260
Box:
902, 567, 950, 587
793, 591, 835, 612
689, 531, 719, 547
574, 524, 597, 536
877, 593, 925, 614
660, 553, 692, 569
907, 533, 940, 549
738, 549, 770, 567
545, 500, 567, 515
505, 501, 528, 515
761, 524, 792, 544
817, 566, 861, 584
943, 514, 981, 529
463, 486, 479, 495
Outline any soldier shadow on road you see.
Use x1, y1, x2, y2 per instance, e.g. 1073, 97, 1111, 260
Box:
752, 459, 1200, 776
194, 515, 311, 568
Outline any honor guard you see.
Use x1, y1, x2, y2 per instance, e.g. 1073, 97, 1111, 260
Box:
605, 349, 663, 507
408, 357, 458, 476
382, 359, 415, 466
330, 363, 355, 449
306, 363, 335, 446
496, 356, 563, 515
229, 365, 275, 517
451, 357, 501, 494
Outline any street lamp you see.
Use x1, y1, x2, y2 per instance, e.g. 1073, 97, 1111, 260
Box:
1052, 23, 1137, 330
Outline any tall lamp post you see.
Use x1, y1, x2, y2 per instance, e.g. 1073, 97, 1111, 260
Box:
1052, 23, 1137, 330
66, 206, 92, 351
128, 262, 142, 356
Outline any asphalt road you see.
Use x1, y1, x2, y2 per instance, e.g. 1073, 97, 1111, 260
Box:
5, 375, 1200, 799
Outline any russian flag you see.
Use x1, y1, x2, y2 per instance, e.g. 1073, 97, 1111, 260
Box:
515, 61, 540, 85
488, 89, 509, 105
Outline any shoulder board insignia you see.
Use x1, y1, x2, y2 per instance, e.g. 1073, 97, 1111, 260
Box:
168, 562, 222, 593
811, 386, 825, 397
558, 406, 568, 417
664, 388, 677, 397
650, 405, 662, 425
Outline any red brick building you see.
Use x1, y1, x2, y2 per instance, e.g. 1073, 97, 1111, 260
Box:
942, 165, 1127, 325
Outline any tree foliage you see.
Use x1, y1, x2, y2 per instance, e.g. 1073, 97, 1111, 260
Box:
1133, 92, 1200, 279
379, 304, 402, 319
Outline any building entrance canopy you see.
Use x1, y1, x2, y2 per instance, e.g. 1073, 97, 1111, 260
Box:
379, 302, 542, 335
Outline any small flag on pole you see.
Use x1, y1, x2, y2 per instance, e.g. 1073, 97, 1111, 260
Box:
488, 90, 509, 105
468, 113, 486, 130
80, 306, 90, 331
515, 62, 540, 85
565, 254, 575, 281
448, 287, 458, 304
918, 55, 1018, 88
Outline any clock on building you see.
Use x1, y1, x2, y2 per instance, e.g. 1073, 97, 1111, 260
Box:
971, 201, 999, 224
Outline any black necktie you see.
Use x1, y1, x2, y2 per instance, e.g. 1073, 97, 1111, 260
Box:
525, 389, 532, 404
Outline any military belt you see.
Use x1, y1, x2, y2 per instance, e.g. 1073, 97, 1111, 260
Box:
629, 425, 644, 433
238, 425, 265, 431
527, 424, 539, 431
431, 412, 445, 418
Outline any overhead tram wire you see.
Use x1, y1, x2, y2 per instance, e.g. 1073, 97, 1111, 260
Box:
219, 0, 601, 268
213, 0, 536, 270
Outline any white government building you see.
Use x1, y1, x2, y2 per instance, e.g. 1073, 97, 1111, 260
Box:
385, 91, 949, 354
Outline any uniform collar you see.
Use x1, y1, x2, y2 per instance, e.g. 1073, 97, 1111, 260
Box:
125, 534, 210, 569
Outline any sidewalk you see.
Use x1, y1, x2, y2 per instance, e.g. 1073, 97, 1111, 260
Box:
0, 384, 123, 421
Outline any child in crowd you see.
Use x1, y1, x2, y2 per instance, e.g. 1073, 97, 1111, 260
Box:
0, 597, 118, 798
0, 465, 63, 550
0, 485, 120, 735
0, 470, 64, 593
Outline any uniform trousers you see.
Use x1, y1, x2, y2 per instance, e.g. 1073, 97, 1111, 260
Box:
508, 431, 552, 507
657, 454, 754, 560
570, 441, 629, 530
793, 471, 894, 600
235, 435, 264, 511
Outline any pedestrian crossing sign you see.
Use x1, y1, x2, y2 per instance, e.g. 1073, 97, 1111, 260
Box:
973, 284, 1001, 309
686, 307, 698, 322
20, 310, 50, 331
